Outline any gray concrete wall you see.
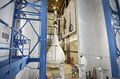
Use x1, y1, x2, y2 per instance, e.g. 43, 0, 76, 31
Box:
76, 0, 112, 78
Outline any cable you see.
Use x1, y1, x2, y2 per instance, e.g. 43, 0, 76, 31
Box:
0, 0, 14, 10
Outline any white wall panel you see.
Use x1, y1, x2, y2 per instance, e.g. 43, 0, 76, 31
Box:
0, 0, 14, 61
76, 0, 112, 78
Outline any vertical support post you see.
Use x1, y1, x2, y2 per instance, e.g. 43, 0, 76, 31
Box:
9, 1, 17, 78
100, 70, 104, 79
114, 0, 120, 26
114, 0, 120, 12
60, 64, 65, 79
78, 64, 83, 79
40, 0, 48, 79
102, 0, 120, 78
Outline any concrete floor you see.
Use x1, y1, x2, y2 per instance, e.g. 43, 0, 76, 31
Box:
46, 64, 79, 79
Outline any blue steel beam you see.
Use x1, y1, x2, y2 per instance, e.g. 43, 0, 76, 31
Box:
29, 41, 39, 55
28, 21, 40, 37
16, 2, 41, 8
0, 19, 29, 40
0, 19, 30, 40
0, 47, 29, 50
0, 0, 48, 78
111, 0, 120, 26
9, 0, 18, 78
27, 58, 39, 62
0, 56, 28, 79
39, 0, 48, 79
15, 17, 40, 21
102, 0, 120, 78
114, 0, 120, 13
16, 10, 40, 16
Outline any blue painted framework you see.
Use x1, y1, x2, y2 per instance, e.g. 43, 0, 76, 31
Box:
102, 0, 120, 78
0, 0, 48, 79
40, 0, 48, 79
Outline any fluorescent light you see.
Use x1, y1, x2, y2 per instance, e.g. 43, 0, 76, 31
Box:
53, 6, 56, 9
96, 56, 102, 60
98, 67, 102, 71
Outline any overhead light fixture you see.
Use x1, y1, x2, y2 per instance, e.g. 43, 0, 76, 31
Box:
98, 67, 102, 71
56, 0, 58, 2
53, 6, 56, 9
96, 56, 102, 60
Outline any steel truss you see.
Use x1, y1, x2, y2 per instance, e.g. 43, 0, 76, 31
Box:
0, 0, 48, 79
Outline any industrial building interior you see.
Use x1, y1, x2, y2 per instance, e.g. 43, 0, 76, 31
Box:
0, 0, 120, 79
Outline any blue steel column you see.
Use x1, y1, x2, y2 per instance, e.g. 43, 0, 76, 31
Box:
40, 0, 48, 79
114, 0, 120, 13
102, 0, 120, 78
9, 1, 17, 78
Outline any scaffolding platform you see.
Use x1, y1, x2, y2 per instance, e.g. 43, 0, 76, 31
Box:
0, 56, 28, 79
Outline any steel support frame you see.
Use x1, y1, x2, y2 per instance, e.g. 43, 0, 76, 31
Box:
102, 0, 120, 78
40, 0, 48, 79
0, 0, 48, 79
0, 56, 28, 79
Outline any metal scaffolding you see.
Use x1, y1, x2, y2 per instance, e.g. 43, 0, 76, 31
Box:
1, 0, 120, 79
102, 0, 120, 78
0, 0, 48, 79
